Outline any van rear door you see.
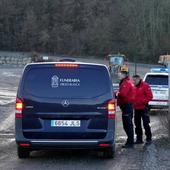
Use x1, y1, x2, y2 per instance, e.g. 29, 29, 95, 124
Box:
19, 63, 114, 139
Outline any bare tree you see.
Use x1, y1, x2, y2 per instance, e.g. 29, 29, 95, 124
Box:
0, 0, 170, 61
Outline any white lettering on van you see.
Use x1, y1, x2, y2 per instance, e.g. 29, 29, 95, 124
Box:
51, 75, 80, 88
60, 78, 80, 83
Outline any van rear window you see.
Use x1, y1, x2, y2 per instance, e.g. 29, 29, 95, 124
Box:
23, 67, 110, 98
145, 75, 168, 85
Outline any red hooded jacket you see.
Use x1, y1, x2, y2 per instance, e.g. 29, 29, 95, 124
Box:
117, 77, 135, 106
133, 80, 153, 109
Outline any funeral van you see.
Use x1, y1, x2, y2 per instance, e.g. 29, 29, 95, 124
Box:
15, 62, 116, 159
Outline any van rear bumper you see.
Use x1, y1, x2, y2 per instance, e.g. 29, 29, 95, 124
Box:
16, 138, 115, 150
23, 139, 114, 150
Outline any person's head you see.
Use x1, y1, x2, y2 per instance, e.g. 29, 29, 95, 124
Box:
118, 71, 129, 80
132, 74, 141, 85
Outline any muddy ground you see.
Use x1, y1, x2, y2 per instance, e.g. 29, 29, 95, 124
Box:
0, 58, 169, 170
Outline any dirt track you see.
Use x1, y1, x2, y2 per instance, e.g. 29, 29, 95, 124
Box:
0, 58, 163, 170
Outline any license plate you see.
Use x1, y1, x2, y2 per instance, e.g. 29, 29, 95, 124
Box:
51, 120, 81, 127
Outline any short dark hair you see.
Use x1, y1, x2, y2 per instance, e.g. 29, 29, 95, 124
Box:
133, 74, 141, 79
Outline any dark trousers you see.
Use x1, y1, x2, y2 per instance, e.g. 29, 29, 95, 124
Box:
120, 103, 134, 144
134, 109, 152, 141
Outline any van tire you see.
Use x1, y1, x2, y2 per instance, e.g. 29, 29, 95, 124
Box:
103, 146, 115, 159
17, 147, 30, 159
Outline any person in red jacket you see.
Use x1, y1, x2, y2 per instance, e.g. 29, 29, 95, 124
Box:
117, 71, 135, 148
132, 75, 153, 144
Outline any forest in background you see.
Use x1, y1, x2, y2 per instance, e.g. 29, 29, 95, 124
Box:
0, 0, 170, 62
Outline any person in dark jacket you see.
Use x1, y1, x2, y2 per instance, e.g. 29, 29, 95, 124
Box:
117, 71, 135, 148
132, 75, 153, 144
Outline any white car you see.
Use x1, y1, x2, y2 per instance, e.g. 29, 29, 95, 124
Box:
143, 72, 168, 110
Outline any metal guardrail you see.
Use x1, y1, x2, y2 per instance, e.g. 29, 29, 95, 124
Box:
129, 62, 161, 69
128, 62, 163, 76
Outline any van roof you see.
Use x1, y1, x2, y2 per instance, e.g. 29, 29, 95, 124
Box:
24, 62, 109, 72
25, 62, 108, 69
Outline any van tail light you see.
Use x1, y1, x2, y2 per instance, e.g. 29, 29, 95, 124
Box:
15, 98, 23, 119
55, 63, 79, 68
19, 143, 30, 147
108, 100, 116, 119
99, 143, 110, 147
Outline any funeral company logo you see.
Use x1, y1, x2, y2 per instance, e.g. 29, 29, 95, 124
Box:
51, 75, 59, 88
51, 75, 80, 88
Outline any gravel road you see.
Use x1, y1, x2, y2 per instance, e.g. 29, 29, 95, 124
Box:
0, 58, 166, 170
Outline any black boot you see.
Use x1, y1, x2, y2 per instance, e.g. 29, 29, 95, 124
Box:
145, 139, 152, 145
122, 142, 134, 148
134, 139, 143, 144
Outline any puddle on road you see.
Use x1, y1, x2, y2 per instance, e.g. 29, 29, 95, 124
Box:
0, 82, 18, 106
0, 138, 15, 148
1, 72, 21, 78
0, 68, 22, 106
0, 89, 17, 106
0, 132, 14, 139
0, 112, 15, 132
0, 68, 23, 77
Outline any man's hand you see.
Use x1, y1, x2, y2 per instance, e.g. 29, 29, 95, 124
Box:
115, 91, 119, 98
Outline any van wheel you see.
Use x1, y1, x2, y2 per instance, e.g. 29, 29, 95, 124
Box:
17, 147, 30, 159
103, 146, 115, 159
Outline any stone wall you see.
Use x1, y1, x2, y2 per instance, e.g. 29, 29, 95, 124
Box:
0, 51, 32, 67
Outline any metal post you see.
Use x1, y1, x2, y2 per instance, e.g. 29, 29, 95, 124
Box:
133, 56, 137, 75
168, 62, 170, 138
135, 62, 137, 75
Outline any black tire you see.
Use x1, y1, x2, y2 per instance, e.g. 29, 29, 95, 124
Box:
103, 146, 115, 159
17, 147, 30, 159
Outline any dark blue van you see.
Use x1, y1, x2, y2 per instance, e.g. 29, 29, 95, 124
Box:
15, 62, 116, 158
